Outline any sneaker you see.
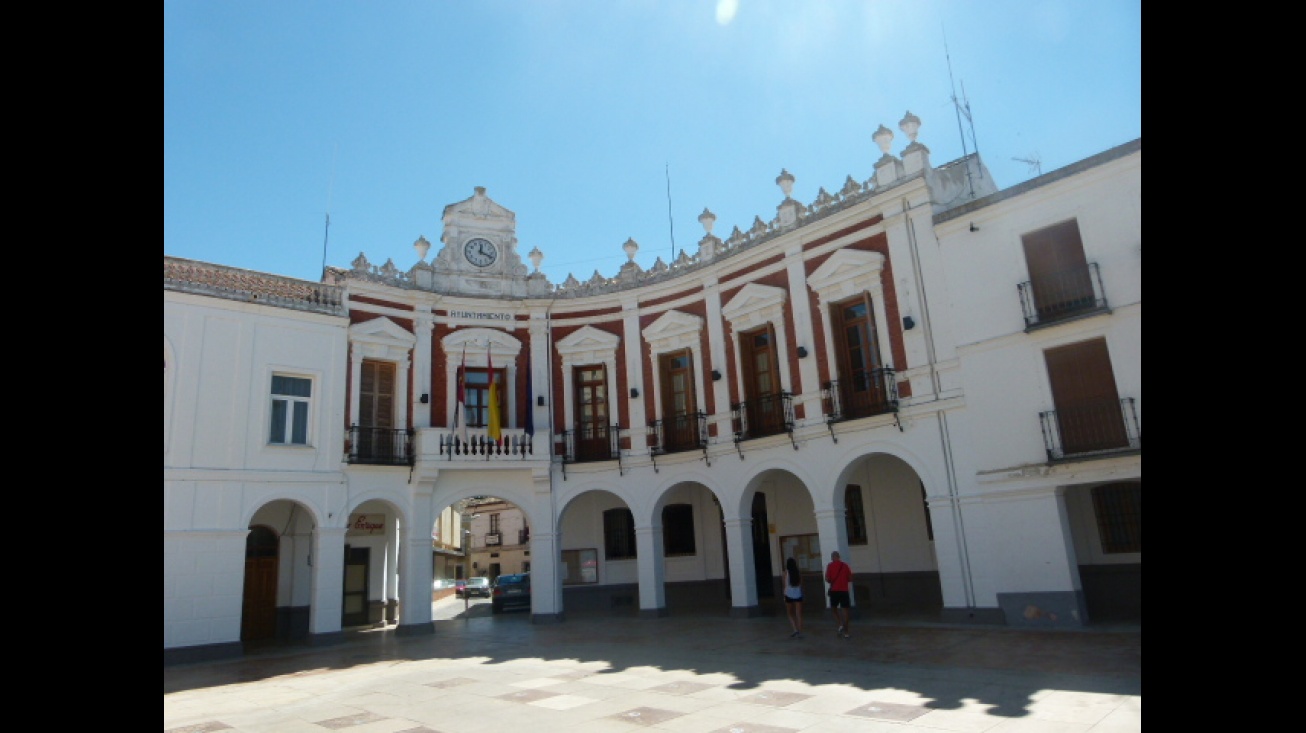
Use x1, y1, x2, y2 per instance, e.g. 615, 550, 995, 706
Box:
837, 626, 845, 636
841, 631, 851, 639
790, 630, 800, 638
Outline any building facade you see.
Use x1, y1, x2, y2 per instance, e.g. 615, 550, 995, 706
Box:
164, 112, 1141, 663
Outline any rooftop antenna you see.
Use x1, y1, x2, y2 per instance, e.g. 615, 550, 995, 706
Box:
1013, 153, 1042, 177
321, 142, 338, 278
665, 162, 677, 260
944, 29, 981, 197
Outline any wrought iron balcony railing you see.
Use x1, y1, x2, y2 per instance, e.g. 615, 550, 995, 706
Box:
647, 412, 708, 455
822, 368, 899, 424
484, 532, 501, 546
1039, 397, 1140, 461
561, 424, 621, 464
518, 529, 530, 545
1017, 262, 1109, 329
732, 392, 795, 442
346, 426, 415, 466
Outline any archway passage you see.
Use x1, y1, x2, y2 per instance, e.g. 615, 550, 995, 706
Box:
241, 525, 279, 641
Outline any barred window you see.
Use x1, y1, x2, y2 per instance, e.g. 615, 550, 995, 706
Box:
603, 508, 636, 560
1092, 481, 1141, 554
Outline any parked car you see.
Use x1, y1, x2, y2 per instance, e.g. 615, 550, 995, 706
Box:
491, 573, 531, 613
457, 576, 491, 599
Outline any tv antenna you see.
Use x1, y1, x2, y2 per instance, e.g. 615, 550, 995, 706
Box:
1013, 153, 1042, 177
321, 142, 338, 278
944, 29, 981, 196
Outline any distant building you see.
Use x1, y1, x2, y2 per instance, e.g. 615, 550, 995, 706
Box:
165, 112, 1140, 664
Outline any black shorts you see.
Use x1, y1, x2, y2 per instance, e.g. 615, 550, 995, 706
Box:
828, 590, 850, 608
784, 594, 804, 604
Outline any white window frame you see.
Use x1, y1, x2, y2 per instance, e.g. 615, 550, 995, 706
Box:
269, 373, 313, 446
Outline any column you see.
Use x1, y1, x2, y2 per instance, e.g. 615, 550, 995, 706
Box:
622, 298, 647, 449
785, 244, 820, 417
397, 482, 436, 635
634, 524, 667, 617
702, 277, 730, 434
722, 516, 760, 617
308, 527, 348, 642
385, 521, 400, 624
812, 507, 853, 610
413, 310, 434, 427
530, 468, 563, 621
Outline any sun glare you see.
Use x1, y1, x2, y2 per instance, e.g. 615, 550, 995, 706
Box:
716, 0, 739, 26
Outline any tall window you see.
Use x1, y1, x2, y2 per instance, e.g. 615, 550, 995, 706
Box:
604, 508, 636, 559
359, 359, 395, 429
662, 503, 696, 556
1022, 219, 1095, 322
1044, 338, 1128, 454
574, 364, 611, 460
658, 349, 699, 451
845, 485, 868, 545
489, 513, 501, 534
830, 293, 888, 418
270, 375, 311, 445
1092, 481, 1141, 554
463, 367, 504, 427
740, 325, 784, 436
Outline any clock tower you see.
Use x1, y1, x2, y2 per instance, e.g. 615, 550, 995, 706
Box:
418, 186, 549, 297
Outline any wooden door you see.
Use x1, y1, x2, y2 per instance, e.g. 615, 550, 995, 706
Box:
574, 364, 610, 460
659, 350, 698, 450
358, 360, 396, 460
1022, 219, 1094, 319
740, 325, 783, 436
832, 295, 885, 417
1045, 338, 1128, 453
241, 526, 279, 642
342, 546, 370, 627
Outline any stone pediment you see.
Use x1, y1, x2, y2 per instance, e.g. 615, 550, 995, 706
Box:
808, 249, 886, 304
349, 316, 415, 345
721, 283, 786, 322
642, 310, 704, 351
441, 186, 516, 231
557, 325, 621, 353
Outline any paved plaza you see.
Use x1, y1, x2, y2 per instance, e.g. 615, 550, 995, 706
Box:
164, 599, 1141, 733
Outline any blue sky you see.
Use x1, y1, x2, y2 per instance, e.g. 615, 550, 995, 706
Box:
164, 1, 1141, 286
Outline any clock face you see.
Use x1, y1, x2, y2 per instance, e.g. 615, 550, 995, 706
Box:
463, 238, 498, 267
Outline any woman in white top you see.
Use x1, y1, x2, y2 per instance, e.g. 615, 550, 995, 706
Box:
784, 557, 804, 638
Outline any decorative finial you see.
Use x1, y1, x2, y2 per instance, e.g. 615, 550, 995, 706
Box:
899, 111, 921, 143
873, 125, 894, 155
776, 169, 795, 198
623, 238, 639, 262
528, 246, 543, 272
414, 235, 431, 262
698, 208, 717, 235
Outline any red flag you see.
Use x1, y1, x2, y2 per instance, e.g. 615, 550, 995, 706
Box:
454, 345, 468, 444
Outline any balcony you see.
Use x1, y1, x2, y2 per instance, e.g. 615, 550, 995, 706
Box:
1039, 397, 1140, 461
432, 428, 536, 460
647, 412, 708, 455
561, 424, 621, 464
1018, 262, 1109, 329
346, 426, 414, 466
732, 392, 795, 442
822, 368, 899, 423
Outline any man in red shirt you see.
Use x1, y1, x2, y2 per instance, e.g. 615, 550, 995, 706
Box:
825, 550, 853, 638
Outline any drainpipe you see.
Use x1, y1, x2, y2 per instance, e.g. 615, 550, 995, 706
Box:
903, 198, 976, 610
